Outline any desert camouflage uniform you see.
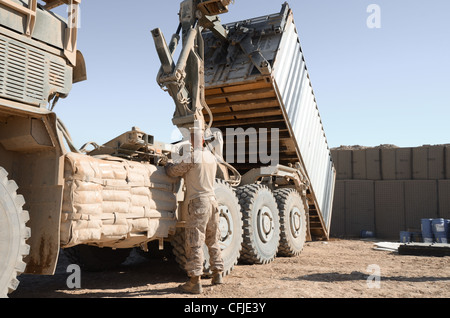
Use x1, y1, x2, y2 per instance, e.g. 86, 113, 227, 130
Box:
165, 148, 224, 277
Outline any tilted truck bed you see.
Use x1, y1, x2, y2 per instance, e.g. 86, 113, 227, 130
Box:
202, 3, 336, 239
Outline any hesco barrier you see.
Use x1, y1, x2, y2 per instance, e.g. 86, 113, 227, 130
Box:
330, 145, 450, 240
331, 145, 450, 181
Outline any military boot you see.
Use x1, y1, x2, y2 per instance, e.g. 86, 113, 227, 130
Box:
211, 271, 223, 285
178, 276, 202, 294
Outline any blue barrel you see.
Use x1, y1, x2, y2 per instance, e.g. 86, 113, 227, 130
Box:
400, 231, 411, 243
421, 218, 434, 243
432, 218, 448, 243
360, 230, 374, 238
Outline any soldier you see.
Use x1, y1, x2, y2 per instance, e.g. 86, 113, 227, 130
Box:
165, 127, 224, 294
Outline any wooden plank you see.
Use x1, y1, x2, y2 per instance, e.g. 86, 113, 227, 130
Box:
221, 80, 273, 93
398, 243, 450, 257
205, 87, 275, 101
211, 115, 285, 127
207, 97, 280, 112
208, 107, 282, 122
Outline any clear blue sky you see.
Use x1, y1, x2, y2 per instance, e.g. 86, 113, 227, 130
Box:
53, 0, 450, 149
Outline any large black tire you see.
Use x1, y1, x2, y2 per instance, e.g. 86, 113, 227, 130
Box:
171, 228, 187, 272
204, 179, 243, 276
0, 167, 30, 298
171, 179, 243, 277
64, 245, 132, 272
237, 184, 280, 265
274, 188, 307, 257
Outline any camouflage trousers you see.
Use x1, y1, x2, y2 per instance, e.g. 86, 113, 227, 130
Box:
185, 196, 224, 277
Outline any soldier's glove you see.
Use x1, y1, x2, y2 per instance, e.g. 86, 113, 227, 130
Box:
158, 155, 170, 166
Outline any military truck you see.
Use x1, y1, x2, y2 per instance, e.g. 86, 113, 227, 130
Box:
0, 0, 335, 297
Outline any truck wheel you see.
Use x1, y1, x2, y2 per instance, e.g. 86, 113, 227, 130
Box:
237, 184, 280, 265
171, 180, 242, 276
204, 179, 243, 276
274, 188, 307, 257
171, 180, 243, 277
0, 167, 30, 298
170, 228, 187, 272
63, 245, 131, 272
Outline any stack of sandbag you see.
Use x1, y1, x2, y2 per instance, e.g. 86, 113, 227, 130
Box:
60, 152, 180, 248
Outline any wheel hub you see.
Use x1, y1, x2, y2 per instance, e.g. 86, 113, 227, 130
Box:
218, 205, 233, 249
257, 206, 275, 243
290, 207, 302, 238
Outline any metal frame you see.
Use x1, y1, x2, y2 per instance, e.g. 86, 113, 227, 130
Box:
0, 0, 81, 66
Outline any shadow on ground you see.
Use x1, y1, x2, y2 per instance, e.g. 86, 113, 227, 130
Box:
10, 248, 187, 298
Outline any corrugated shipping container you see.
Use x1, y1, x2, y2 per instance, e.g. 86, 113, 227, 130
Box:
203, 4, 335, 238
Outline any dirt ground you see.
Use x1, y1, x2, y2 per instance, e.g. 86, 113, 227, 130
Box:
10, 239, 450, 299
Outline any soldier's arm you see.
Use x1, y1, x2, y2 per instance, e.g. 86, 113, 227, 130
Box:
165, 161, 194, 178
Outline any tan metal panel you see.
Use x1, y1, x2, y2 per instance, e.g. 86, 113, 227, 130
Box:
366, 148, 381, 180
428, 145, 445, 180
438, 180, 450, 219
381, 148, 396, 180
404, 180, 438, 230
446, 146, 450, 179
395, 148, 412, 180
337, 150, 352, 180
330, 181, 345, 237
412, 147, 428, 180
345, 180, 375, 237
375, 181, 405, 239
352, 150, 366, 180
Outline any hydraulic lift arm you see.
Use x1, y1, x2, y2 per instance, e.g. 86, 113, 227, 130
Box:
151, 0, 232, 132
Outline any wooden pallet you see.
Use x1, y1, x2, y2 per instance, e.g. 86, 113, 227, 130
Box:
398, 243, 450, 257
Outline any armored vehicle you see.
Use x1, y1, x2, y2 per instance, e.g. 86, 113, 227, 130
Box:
0, 0, 335, 297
